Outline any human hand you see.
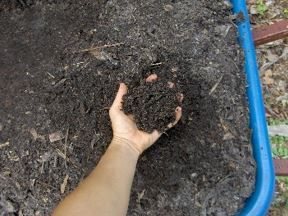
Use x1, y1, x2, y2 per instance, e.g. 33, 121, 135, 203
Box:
109, 76, 182, 155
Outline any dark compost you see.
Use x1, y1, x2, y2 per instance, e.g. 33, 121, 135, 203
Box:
0, 0, 256, 215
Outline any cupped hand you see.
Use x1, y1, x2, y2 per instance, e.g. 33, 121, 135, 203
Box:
109, 79, 182, 155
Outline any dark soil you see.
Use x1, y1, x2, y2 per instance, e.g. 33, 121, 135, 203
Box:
0, 0, 256, 215
123, 79, 181, 133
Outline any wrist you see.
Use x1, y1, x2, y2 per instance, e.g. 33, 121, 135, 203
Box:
110, 136, 141, 157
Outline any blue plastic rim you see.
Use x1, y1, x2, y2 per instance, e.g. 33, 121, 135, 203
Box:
231, 0, 275, 215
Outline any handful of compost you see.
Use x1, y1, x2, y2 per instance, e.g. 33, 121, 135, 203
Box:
123, 74, 183, 133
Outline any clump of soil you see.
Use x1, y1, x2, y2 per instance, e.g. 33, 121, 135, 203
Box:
0, 0, 256, 215
123, 79, 181, 133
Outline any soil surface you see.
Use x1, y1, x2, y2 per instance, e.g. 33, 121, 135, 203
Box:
0, 0, 256, 215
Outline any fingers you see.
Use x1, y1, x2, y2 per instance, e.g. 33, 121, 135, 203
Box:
175, 106, 182, 122
146, 74, 158, 82
111, 83, 128, 110
167, 80, 183, 128
167, 106, 182, 129
167, 81, 184, 103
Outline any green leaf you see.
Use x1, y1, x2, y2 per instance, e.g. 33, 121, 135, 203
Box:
284, 8, 288, 17
256, 0, 268, 16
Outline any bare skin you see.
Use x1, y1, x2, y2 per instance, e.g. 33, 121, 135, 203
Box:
53, 79, 182, 216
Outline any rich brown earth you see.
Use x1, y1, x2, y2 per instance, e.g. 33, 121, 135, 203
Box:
0, 0, 256, 215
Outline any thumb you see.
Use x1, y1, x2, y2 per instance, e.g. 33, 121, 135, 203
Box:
111, 83, 128, 110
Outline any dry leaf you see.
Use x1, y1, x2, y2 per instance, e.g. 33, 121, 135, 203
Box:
263, 77, 274, 85
263, 69, 274, 85
266, 50, 278, 62
265, 69, 273, 77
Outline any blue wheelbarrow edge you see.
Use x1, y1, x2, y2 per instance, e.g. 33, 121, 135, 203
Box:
231, 0, 275, 215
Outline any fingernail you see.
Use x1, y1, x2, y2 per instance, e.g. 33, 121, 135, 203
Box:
146, 74, 158, 82
120, 83, 127, 90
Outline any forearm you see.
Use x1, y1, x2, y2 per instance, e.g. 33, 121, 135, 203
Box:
53, 138, 139, 216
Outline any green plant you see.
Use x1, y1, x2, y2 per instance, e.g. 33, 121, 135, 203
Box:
269, 120, 288, 209
284, 8, 288, 17
271, 135, 288, 158
268, 118, 288, 126
272, 146, 288, 158
271, 135, 288, 145
256, 0, 268, 16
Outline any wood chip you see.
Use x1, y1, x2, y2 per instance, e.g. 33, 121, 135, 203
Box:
29, 128, 45, 141
60, 174, 69, 194
223, 132, 235, 141
0, 141, 10, 149
90, 50, 108, 60
8, 152, 19, 161
30, 128, 38, 140
164, 4, 174, 12
49, 132, 64, 143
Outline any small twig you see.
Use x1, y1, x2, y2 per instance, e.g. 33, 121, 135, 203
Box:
151, 62, 163, 66
101, 107, 110, 111
163, 132, 169, 137
209, 75, 223, 95
77, 42, 124, 53
47, 72, 55, 79
56, 149, 68, 161
53, 155, 58, 168
64, 127, 69, 168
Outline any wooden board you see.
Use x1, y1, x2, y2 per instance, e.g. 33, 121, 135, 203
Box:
253, 20, 288, 46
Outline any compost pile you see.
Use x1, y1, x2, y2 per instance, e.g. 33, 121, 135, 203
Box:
0, 0, 256, 215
